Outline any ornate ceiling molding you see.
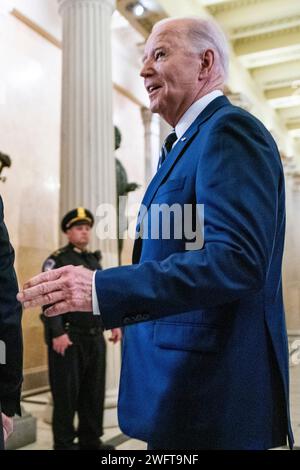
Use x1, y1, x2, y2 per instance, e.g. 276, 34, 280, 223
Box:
208, 0, 268, 15
234, 24, 300, 45
58, 0, 115, 15
262, 78, 300, 90
117, 0, 166, 38
231, 15, 300, 39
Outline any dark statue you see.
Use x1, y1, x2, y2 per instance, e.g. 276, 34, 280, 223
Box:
0, 152, 11, 183
114, 126, 139, 264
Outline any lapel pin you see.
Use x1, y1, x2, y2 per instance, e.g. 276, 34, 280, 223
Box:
181, 137, 187, 142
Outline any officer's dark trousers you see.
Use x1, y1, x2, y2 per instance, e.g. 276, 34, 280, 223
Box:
48, 333, 106, 450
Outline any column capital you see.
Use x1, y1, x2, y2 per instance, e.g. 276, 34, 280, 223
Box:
58, 0, 115, 15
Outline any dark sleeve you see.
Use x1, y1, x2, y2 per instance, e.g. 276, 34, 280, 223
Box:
42, 257, 65, 339
0, 197, 23, 416
95, 113, 282, 329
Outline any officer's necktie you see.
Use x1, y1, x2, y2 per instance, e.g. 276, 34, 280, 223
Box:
157, 130, 178, 170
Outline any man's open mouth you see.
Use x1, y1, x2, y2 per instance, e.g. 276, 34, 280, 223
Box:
147, 85, 162, 96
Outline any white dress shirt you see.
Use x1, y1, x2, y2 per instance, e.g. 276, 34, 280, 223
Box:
175, 89, 223, 143
92, 89, 223, 316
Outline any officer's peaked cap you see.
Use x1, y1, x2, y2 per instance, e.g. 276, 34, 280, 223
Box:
61, 207, 94, 232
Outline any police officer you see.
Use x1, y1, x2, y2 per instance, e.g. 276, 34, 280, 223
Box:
41, 207, 121, 450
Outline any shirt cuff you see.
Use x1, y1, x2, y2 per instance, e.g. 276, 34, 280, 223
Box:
92, 270, 101, 315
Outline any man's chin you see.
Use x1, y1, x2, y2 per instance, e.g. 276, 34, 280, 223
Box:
149, 100, 160, 114
149, 102, 156, 112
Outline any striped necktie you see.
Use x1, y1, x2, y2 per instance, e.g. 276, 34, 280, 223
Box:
157, 130, 178, 170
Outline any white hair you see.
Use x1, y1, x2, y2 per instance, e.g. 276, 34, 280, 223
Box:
153, 17, 230, 82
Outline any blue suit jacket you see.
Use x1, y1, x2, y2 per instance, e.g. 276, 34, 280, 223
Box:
96, 96, 293, 449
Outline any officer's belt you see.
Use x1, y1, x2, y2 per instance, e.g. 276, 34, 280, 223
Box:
65, 322, 102, 336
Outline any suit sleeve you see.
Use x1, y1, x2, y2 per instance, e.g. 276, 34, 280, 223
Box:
42, 258, 65, 339
95, 113, 282, 329
0, 197, 23, 416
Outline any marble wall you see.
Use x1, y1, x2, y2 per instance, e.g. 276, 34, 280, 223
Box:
0, 14, 61, 388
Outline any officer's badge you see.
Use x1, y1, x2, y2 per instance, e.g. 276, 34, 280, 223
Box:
43, 258, 56, 271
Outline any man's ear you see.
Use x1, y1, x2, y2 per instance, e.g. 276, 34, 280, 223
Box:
198, 49, 214, 79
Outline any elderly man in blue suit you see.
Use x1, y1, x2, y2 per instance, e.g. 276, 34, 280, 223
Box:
18, 17, 293, 450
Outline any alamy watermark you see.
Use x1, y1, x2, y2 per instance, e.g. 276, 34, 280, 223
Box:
0, 340, 6, 365
95, 197, 205, 251
290, 339, 300, 366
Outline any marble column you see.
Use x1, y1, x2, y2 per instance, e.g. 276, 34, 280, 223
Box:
226, 91, 252, 111
141, 107, 161, 184
58, 0, 118, 267
160, 117, 172, 147
57, 0, 120, 427
293, 137, 300, 171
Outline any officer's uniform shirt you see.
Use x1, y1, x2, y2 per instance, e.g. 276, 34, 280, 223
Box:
42, 243, 102, 340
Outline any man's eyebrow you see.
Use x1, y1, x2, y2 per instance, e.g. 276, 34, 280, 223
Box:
142, 46, 167, 63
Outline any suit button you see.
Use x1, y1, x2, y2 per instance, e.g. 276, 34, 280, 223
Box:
122, 313, 150, 325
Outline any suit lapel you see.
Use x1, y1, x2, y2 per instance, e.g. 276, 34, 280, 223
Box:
132, 96, 231, 263
140, 126, 199, 214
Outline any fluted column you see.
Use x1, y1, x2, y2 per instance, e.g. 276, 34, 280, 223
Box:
294, 137, 300, 171
141, 107, 161, 183
58, 0, 120, 428
58, 0, 117, 267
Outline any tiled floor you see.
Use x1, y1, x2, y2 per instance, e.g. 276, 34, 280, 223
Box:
17, 341, 300, 451
18, 393, 146, 451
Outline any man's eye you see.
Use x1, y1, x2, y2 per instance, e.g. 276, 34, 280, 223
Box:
155, 51, 165, 60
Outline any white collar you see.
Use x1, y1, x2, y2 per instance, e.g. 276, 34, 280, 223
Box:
175, 90, 223, 141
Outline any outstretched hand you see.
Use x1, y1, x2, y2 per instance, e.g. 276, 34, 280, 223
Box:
17, 265, 94, 316
2, 414, 13, 443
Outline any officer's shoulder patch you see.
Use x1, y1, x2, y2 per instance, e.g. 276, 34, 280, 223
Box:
42, 258, 56, 272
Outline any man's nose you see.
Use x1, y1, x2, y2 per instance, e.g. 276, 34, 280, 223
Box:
140, 59, 153, 78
